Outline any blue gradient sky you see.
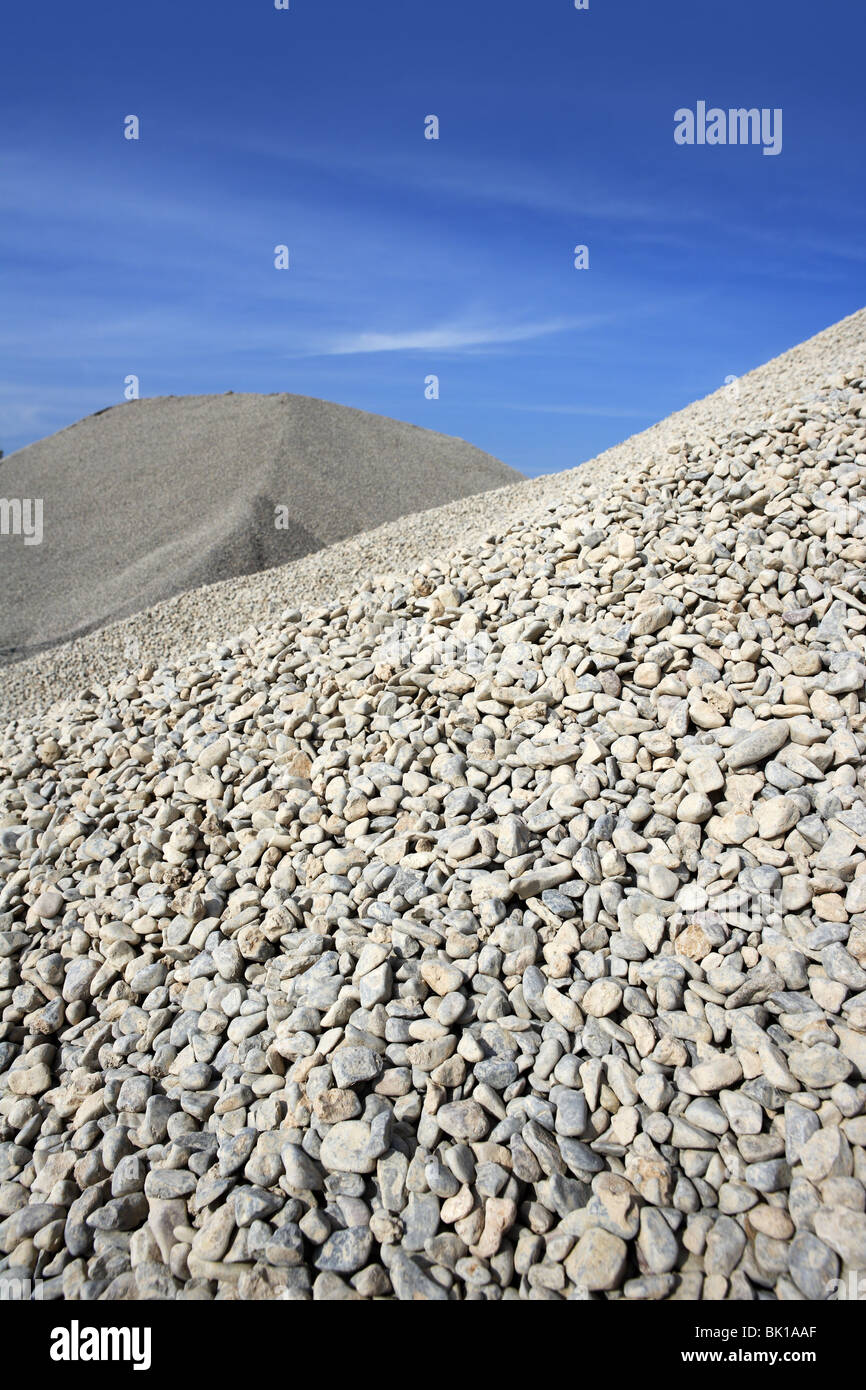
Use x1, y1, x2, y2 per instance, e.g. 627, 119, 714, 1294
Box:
2, 0, 864, 475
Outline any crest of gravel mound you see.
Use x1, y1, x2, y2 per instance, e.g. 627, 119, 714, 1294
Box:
0, 393, 520, 662
1, 310, 865, 1303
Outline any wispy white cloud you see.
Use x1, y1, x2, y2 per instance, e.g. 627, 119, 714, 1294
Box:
319, 316, 601, 356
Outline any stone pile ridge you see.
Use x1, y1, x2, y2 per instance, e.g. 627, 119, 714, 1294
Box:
1, 307, 865, 724
1, 308, 866, 1300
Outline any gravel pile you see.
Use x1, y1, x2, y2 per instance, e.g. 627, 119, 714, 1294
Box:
0, 391, 519, 666
1, 309, 865, 724
1, 311, 866, 1302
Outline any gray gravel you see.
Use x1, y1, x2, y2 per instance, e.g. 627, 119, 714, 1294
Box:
0, 392, 520, 667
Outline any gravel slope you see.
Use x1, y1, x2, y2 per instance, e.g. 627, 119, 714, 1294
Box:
1, 309, 864, 726
0, 393, 520, 666
0, 307, 865, 1303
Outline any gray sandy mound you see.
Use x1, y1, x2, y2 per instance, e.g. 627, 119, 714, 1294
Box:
0, 393, 520, 662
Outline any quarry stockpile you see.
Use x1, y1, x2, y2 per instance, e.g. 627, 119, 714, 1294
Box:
1, 310, 865, 1300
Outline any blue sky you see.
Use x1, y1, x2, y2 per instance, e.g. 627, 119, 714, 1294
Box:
2, 0, 864, 476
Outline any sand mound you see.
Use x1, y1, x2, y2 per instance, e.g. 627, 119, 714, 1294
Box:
0, 393, 520, 663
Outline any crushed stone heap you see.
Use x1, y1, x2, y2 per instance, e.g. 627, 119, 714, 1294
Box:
1, 332, 866, 1301
3, 309, 865, 726
0, 391, 519, 666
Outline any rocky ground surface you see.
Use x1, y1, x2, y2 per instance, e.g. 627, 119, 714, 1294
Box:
1, 311, 866, 1301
